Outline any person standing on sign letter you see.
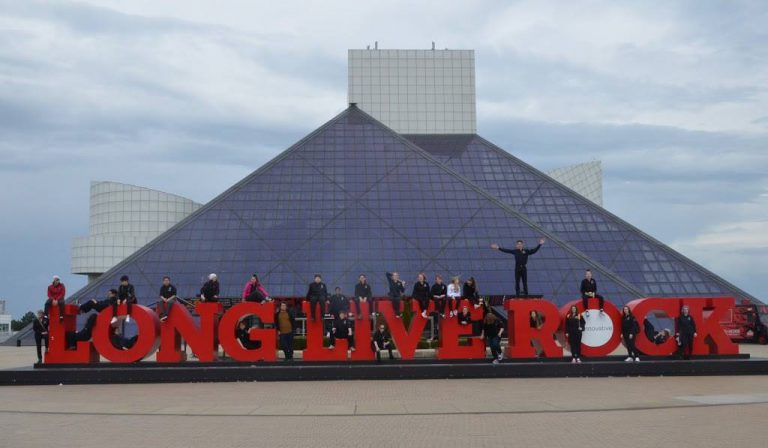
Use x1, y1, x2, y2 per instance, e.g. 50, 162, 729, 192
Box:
275, 301, 296, 361
565, 305, 585, 364
621, 306, 640, 362
676, 305, 697, 360
490, 238, 546, 296
580, 269, 604, 315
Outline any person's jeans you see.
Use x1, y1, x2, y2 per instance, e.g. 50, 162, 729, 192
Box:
279, 333, 294, 359
488, 336, 502, 359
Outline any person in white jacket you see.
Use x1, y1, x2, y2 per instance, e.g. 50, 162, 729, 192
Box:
447, 276, 462, 317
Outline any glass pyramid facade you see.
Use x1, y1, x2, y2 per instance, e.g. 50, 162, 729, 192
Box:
63, 106, 757, 312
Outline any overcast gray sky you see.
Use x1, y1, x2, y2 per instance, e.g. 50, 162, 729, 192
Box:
0, 0, 766, 317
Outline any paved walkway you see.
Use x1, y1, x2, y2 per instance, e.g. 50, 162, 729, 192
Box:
2, 346, 767, 447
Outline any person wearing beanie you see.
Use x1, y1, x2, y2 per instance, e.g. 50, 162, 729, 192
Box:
44, 276, 66, 322
112, 275, 136, 324
200, 273, 220, 302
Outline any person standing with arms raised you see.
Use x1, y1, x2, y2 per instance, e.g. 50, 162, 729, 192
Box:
490, 238, 546, 296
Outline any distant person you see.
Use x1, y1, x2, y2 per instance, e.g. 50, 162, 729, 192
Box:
353, 274, 372, 320
463, 277, 480, 306
45, 275, 66, 322
200, 273, 220, 303
242, 274, 271, 303
457, 305, 472, 326
447, 276, 462, 317
112, 275, 136, 324
306, 274, 329, 322
430, 275, 447, 318
275, 302, 296, 361
32, 310, 48, 364
529, 309, 544, 357
412, 273, 431, 318
676, 305, 697, 360
655, 329, 672, 345
66, 314, 98, 349
328, 310, 355, 351
236, 320, 261, 350
371, 323, 395, 362
481, 312, 504, 364
111, 323, 138, 350
329, 287, 350, 320
490, 238, 546, 296
565, 305, 585, 363
79, 289, 116, 314
157, 276, 178, 321
580, 269, 604, 314
386, 272, 406, 318
621, 306, 640, 362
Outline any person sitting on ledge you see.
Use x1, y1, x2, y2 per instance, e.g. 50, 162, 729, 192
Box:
44, 275, 66, 322
490, 238, 546, 297
79, 289, 116, 314
371, 323, 395, 362
353, 274, 372, 320
580, 269, 604, 315
463, 277, 480, 307
112, 275, 137, 324
306, 274, 329, 322
447, 276, 461, 317
328, 310, 355, 351
329, 286, 349, 320
242, 273, 271, 303
430, 274, 447, 318
386, 272, 406, 318
412, 272, 431, 318
158, 276, 178, 321
200, 273, 220, 303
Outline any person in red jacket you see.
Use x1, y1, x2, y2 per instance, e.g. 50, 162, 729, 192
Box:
44, 275, 66, 322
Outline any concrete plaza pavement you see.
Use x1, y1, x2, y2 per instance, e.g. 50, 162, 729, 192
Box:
1, 345, 767, 447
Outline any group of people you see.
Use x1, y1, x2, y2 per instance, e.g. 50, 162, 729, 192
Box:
34, 239, 700, 364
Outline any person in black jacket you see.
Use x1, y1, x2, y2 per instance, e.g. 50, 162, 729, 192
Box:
565, 305, 585, 363
676, 305, 697, 360
111, 324, 138, 350
329, 287, 349, 320
386, 272, 406, 318
33, 310, 48, 364
621, 306, 640, 362
371, 323, 395, 362
79, 289, 115, 314
306, 274, 329, 322
430, 275, 447, 317
412, 273, 431, 318
200, 273, 220, 303
580, 269, 604, 315
65, 313, 98, 349
457, 305, 472, 326
236, 320, 262, 350
112, 275, 137, 324
328, 310, 355, 351
490, 238, 546, 296
353, 274, 372, 320
481, 312, 504, 364
275, 301, 296, 361
158, 276, 178, 320
463, 277, 480, 306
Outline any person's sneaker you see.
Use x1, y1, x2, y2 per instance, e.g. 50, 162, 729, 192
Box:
125, 315, 131, 323
497, 353, 503, 361
634, 357, 641, 362
571, 358, 577, 364
110, 316, 118, 324
576, 358, 582, 363
440, 313, 446, 318
328, 345, 335, 349
625, 356, 633, 362
492, 359, 499, 364
395, 314, 401, 319
600, 309, 604, 314
585, 310, 590, 316
160, 315, 168, 322
350, 347, 356, 352
421, 311, 427, 318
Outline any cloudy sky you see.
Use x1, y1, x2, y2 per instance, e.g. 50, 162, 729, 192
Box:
0, 0, 766, 317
